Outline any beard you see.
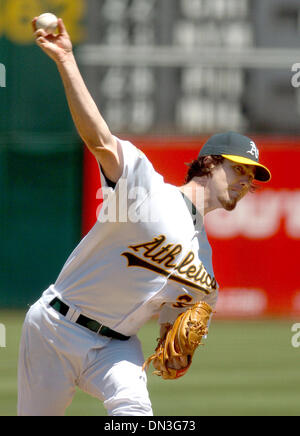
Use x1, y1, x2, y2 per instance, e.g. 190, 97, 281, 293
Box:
217, 194, 238, 211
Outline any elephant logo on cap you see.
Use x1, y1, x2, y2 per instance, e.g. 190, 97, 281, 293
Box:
247, 141, 259, 159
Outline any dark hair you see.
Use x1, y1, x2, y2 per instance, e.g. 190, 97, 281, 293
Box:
185, 155, 224, 184
185, 155, 259, 192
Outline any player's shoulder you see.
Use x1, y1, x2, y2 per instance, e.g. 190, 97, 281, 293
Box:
114, 136, 146, 160
114, 135, 163, 184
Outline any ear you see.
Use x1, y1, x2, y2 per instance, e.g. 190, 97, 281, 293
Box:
203, 156, 215, 169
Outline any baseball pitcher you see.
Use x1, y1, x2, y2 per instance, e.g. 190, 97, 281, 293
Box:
17, 18, 271, 416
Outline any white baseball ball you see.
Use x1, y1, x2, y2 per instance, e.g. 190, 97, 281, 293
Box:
36, 13, 58, 34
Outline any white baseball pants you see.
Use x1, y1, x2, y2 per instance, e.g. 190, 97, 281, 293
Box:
18, 298, 153, 416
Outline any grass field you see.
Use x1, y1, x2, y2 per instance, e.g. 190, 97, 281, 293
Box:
0, 310, 299, 416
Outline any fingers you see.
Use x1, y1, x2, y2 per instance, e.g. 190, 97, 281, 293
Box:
32, 17, 38, 32
35, 29, 48, 38
34, 28, 48, 45
32, 16, 48, 40
34, 28, 49, 46
32, 18, 44, 45
36, 36, 47, 46
57, 18, 68, 36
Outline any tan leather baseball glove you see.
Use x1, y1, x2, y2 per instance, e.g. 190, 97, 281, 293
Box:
142, 301, 213, 380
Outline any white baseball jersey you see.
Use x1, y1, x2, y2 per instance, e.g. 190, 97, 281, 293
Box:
43, 136, 218, 336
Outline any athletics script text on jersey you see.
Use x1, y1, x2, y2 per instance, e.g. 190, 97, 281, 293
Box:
121, 235, 217, 295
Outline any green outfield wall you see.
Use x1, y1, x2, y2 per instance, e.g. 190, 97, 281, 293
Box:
0, 0, 85, 307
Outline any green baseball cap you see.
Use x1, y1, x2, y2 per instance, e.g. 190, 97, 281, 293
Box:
198, 131, 271, 182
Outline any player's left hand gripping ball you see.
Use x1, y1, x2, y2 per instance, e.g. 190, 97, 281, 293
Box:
143, 302, 213, 380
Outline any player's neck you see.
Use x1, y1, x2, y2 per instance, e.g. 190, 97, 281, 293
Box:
179, 180, 206, 216
179, 178, 220, 216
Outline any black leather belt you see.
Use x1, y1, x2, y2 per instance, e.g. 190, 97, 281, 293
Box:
49, 297, 130, 341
